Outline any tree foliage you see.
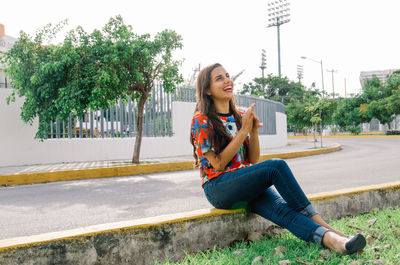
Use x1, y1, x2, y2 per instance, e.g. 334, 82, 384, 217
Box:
358, 74, 400, 128
286, 88, 319, 131
239, 70, 400, 134
332, 96, 369, 127
2, 16, 183, 163
240, 74, 304, 105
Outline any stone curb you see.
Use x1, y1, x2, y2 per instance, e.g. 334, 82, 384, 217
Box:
0, 144, 342, 186
0, 181, 399, 265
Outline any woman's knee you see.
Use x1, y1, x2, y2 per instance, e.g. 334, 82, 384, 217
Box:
263, 158, 288, 170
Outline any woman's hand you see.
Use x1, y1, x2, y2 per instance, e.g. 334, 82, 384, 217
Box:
241, 103, 255, 134
251, 113, 264, 135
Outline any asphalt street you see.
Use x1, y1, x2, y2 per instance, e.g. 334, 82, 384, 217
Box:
0, 137, 399, 240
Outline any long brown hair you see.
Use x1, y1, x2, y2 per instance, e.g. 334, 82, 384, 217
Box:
190, 63, 248, 167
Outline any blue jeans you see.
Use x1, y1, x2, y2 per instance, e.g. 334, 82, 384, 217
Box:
203, 159, 329, 245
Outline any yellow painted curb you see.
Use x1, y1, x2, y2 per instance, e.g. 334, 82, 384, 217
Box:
0, 161, 194, 186
308, 180, 400, 201
1, 181, 399, 251
0, 144, 342, 186
259, 144, 341, 161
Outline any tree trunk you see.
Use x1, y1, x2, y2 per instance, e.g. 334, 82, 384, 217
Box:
132, 93, 148, 164
319, 108, 323, 148
313, 123, 317, 149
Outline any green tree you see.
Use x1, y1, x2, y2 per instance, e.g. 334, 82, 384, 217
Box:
360, 74, 400, 130
383, 74, 400, 118
2, 16, 183, 163
286, 87, 319, 135
240, 77, 270, 98
240, 74, 305, 105
332, 96, 369, 128
305, 97, 332, 147
363, 76, 392, 102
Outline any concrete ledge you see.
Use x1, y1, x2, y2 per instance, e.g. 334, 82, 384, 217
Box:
288, 135, 400, 138
0, 144, 342, 186
1, 181, 399, 265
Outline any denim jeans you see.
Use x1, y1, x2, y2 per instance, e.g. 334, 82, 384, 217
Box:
203, 158, 329, 245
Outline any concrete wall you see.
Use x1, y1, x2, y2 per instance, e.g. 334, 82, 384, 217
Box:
0, 89, 287, 167
0, 181, 399, 265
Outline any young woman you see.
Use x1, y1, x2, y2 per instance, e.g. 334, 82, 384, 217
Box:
190, 63, 366, 254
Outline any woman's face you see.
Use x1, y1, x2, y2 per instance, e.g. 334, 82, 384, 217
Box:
207, 66, 234, 102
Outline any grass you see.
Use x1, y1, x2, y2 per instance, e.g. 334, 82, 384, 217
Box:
157, 206, 400, 265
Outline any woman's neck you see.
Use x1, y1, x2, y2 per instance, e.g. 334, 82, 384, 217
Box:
213, 100, 230, 114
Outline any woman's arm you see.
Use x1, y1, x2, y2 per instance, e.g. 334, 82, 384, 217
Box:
247, 113, 262, 164
204, 104, 255, 170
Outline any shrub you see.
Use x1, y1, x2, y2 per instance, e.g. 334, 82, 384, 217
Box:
386, 130, 400, 135
349, 125, 361, 135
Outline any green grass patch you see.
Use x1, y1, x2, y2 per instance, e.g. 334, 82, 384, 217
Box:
157, 206, 400, 265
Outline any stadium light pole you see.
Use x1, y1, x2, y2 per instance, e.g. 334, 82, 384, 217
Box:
260, 49, 267, 78
301, 56, 325, 97
297, 65, 303, 83
267, 0, 290, 77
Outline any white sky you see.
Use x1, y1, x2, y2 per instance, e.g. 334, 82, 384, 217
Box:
2, 0, 400, 97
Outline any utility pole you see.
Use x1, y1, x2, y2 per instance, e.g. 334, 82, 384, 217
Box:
267, 0, 290, 77
326, 69, 337, 99
301, 56, 325, 97
260, 49, 267, 78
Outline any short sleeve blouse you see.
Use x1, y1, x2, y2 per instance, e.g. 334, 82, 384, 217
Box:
190, 111, 251, 185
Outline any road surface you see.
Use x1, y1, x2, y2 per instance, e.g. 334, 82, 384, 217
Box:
0, 137, 399, 240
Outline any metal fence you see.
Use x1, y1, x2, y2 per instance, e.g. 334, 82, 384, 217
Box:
44, 85, 285, 139
9, 81, 284, 138
44, 85, 196, 139
234, 94, 285, 135
0, 68, 11, 88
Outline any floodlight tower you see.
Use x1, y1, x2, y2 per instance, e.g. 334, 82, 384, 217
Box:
267, 0, 291, 77
260, 49, 267, 78
297, 65, 303, 83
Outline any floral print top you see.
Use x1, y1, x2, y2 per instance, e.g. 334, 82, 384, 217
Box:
191, 111, 251, 185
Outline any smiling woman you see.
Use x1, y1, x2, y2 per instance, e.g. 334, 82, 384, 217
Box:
206, 66, 234, 114
189, 63, 367, 255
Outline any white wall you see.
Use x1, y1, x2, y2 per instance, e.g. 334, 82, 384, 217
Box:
0, 89, 287, 167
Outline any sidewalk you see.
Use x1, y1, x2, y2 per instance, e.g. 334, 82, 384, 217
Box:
0, 138, 341, 186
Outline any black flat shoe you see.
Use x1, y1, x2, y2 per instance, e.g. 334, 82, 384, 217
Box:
345, 233, 366, 254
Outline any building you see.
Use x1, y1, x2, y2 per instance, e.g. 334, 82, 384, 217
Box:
0, 24, 17, 88
359, 69, 400, 87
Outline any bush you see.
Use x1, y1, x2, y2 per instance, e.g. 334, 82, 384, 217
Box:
349, 125, 361, 135
386, 130, 400, 135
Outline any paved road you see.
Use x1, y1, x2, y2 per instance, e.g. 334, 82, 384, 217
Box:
0, 138, 399, 240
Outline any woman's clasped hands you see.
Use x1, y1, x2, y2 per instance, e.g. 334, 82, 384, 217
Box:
241, 103, 263, 135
